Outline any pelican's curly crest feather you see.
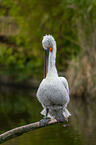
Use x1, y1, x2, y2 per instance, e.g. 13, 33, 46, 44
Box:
42, 34, 56, 50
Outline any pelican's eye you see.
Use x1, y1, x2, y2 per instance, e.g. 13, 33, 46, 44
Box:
47, 45, 49, 49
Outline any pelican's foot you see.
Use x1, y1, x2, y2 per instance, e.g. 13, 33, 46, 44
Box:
39, 117, 50, 126
55, 115, 65, 123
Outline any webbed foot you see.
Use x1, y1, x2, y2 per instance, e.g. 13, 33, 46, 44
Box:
55, 115, 65, 123
39, 117, 50, 126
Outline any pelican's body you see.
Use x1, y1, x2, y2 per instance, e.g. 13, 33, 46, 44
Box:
37, 35, 71, 120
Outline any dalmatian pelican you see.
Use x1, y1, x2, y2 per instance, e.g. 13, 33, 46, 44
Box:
37, 35, 71, 125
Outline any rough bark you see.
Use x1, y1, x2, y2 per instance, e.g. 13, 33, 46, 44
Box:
0, 118, 64, 144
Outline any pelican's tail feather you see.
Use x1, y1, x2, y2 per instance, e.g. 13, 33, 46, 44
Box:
63, 108, 71, 118
41, 108, 53, 119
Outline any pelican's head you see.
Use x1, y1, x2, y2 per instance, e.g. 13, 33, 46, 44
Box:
42, 34, 56, 52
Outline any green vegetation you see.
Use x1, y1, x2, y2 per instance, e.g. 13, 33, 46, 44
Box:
0, 44, 43, 81
0, 0, 96, 81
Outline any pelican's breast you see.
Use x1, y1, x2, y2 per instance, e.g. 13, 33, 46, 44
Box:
37, 77, 69, 108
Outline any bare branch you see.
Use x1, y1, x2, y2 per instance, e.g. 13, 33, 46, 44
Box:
0, 118, 64, 144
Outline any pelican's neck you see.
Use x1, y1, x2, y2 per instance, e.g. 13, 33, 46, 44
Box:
47, 44, 58, 77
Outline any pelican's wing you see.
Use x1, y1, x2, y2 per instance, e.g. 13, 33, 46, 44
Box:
59, 77, 69, 95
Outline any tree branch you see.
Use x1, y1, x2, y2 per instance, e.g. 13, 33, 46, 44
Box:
0, 118, 67, 144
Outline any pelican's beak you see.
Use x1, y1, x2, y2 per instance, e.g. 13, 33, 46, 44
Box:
44, 50, 47, 78
47, 46, 50, 52
44, 47, 50, 77
44, 46, 52, 77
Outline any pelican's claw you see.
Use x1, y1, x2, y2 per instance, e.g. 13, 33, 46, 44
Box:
39, 117, 50, 126
55, 115, 65, 123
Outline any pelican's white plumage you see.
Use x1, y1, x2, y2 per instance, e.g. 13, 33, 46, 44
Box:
37, 35, 71, 119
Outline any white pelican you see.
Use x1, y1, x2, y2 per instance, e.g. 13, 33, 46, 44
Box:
37, 35, 71, 124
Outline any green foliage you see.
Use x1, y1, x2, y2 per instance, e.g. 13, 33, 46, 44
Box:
0, 0, 96, 80
0, 44, 43, 81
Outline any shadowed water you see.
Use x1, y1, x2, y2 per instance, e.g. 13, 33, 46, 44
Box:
0, 85, 96, 145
